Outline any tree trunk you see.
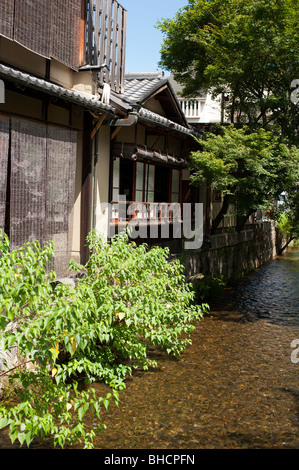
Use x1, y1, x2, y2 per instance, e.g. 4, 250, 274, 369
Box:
236, 209, 255, 232
277, 236, 295, 255
211, 194, 231, 235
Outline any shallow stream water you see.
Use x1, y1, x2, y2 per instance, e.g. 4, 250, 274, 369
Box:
91, 246, 299, 449
0, 247, 298, 449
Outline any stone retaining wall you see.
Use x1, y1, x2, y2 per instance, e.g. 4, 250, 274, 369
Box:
182, 221, 286, 281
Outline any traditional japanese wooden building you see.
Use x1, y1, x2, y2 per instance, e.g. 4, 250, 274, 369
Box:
0, 0, 200, 276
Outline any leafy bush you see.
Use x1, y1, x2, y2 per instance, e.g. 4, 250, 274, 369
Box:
194, 274, 226, 302
0, 229, 206, 448
277, 212, 293, 237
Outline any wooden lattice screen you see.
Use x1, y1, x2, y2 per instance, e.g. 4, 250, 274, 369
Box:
86, 0, 127, 93
0, 0, 15, 40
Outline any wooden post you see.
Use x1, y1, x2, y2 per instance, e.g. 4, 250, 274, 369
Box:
111, 126, 121, 140
80, 112, 93, 264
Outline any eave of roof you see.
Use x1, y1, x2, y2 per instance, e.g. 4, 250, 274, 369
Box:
0, 63, 116, 115
137, 107, 193, 137
0, 64, 199, 139
122, 77, 169, 105
121, 72, 189, 128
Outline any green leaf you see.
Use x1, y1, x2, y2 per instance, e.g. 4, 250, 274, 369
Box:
18, 432, 26, 446
0, 417, 8, 430
25, 432, 33, 447
78, 406, 85, 421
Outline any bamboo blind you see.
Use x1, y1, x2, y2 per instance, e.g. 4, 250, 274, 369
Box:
0, 115, 77, 275
14, 0, 51, 58
0, 116, 9, 232
51, 0, 82, 68
10, 118, 48, 249
0, 0, 81, 68
0, 0, 15, 40
45, 125, 77, 274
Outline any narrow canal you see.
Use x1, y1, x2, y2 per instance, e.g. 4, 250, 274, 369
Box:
0, 247, 298, 449
91, 245, 299, 449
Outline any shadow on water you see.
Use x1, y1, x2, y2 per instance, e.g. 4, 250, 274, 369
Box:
209, 246, 299, 326
86, 245, 299, 450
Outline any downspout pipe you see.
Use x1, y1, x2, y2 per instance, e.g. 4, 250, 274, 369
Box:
109, 111, 139, 127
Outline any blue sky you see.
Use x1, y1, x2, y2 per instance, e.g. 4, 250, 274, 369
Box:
120, 0, 188, 74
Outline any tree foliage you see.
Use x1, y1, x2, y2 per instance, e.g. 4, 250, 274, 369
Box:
275, 186, 299, 245
189, 126, 299, 232
158, 0, 299, 231
158, 0, 299, 143
0, 230, 206, 448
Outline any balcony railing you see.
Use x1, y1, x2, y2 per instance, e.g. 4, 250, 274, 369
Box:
110, 201, 182, 224
179, 99, 204, 119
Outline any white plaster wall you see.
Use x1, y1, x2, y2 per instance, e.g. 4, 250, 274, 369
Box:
93, 125, 111, 240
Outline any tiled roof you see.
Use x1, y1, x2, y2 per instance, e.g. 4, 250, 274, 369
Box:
138, 107, 192, 136
121, 72, 168, 104
0, 64, 196, 137
0, 63, 116, 115
120, 72, 194, 136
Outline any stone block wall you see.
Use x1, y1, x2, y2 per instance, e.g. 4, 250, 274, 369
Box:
182, 221, 286, 282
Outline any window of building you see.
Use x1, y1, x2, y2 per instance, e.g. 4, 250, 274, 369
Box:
111, 157, 181, 206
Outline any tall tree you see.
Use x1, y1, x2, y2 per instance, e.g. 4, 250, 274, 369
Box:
158, 0, 299, 144
189, 126, 299, 232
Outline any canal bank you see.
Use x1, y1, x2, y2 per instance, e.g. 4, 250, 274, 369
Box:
183, 220, 288, 282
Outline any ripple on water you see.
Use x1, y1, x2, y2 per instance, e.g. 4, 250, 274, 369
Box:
231, 247, 299, 325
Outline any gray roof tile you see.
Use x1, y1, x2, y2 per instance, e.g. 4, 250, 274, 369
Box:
121, 72, 168, 104
0, 63, 116, 115
0, 64, 195, 137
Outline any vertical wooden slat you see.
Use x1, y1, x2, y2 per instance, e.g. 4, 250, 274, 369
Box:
99, 0, 107, 65
105, 0, 113, 73
120, 7, 127, 93
116, 6, 123, 92
111, 1, 118, 91
85, 0, 127, 93
94, 0, 101, 65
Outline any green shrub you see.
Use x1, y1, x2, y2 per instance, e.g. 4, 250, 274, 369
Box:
277, 212, 293, 237
194, 274, 226, 302
0, 229, 207, 448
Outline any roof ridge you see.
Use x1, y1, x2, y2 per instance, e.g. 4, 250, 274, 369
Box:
125, 72, 164, 80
